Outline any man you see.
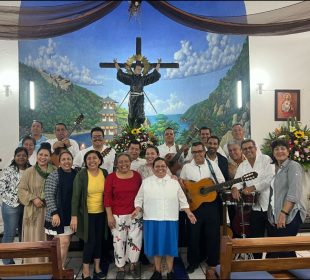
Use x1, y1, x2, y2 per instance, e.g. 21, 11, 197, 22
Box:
227, 140, 246, 180
47, 123, 79, 158
223, 123, 245, 157
158, 127, 191, 166
19, 120, 47, 151
231, 139, 274, 258
226, 140, 246, 235
127, 140, 146, 171
200, 127, 226, 158
180, 142, 225, 277
206, 136, 229, 181
114, 59, 161, 128
73, 127, 116, 174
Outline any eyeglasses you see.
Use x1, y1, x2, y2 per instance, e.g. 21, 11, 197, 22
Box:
192, 150, 205, 154
92, 136, 104, 140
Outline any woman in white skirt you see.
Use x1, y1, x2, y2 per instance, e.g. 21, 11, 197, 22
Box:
133, 157, 197, 279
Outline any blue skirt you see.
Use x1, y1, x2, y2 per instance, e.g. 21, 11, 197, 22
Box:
144, 220, 178, 257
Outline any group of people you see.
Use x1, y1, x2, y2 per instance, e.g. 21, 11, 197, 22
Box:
0, 120, 307, 279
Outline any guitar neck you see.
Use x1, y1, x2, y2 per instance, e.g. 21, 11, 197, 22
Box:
209, 177, 244, 192
170, 144, 186, 163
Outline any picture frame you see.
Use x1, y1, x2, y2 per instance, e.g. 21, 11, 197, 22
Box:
275, 89, 300, 121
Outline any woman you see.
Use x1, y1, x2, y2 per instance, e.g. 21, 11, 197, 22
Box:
44, 151, 77, 268
71, 150, 108, 280
18, 142, 55, 263
104, 153, 142, 279
267, 139, 307, 258
0, 147, 30, 264
133, 158, 196, 280
137, 145, 172, 179
22, 135, 37, 166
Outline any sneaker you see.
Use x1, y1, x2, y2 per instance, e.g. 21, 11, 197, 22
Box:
186, 264, 198, 274
150, 271, 162, 279
116, 270, 126, 279
167, 271, 175, 279
93, 270, 107, 279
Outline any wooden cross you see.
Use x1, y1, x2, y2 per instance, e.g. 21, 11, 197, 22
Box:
99, 37, 179, 70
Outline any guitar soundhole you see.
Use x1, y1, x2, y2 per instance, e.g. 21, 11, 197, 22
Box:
199, 188, 208, 196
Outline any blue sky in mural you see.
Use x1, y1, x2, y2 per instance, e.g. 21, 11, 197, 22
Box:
19, 1, 246, 115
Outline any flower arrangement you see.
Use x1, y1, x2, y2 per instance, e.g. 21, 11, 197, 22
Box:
111, 125, 158, 157
262, 118, 310, 170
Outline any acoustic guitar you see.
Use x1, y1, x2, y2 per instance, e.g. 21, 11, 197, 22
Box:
166, 127, 199, 175
183, 172, 258, 211
50, 114, 84, 167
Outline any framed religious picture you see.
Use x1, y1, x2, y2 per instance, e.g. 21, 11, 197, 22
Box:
275, 89, 300, 121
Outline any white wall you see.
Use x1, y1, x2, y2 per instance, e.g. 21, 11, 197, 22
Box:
245, 1, 310, 148
0, 1, 20, 170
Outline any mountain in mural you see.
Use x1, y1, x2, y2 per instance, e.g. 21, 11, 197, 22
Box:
182, 38, 250, 139
19, 63, 103, 135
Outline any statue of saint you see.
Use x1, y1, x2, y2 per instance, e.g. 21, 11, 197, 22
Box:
114, 58, 161, 128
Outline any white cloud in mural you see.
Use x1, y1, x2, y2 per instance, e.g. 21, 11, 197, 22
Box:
24, 39, 102, 85
145, 92, 186, 115
165, 34, 242, 79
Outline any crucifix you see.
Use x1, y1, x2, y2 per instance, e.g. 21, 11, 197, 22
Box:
99, 37, 179, 128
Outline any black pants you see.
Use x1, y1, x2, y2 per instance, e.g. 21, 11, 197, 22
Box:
187, 202, 220, 267
83, 212, 105, 264
249, 210, 269, 259
266, 212, 302, 258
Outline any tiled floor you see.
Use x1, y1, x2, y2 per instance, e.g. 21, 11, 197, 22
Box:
65, 232, 310, 279
1, 222, 310, 279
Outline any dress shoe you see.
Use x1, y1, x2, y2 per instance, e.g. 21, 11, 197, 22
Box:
93, 270, 107, 279
82, 274, 91, 280
167, 271, 175, 279
186, 264, 198, 274
150, 270, 162, 279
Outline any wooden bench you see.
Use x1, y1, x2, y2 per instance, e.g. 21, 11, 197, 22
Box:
0, 238, 74, 279
218, 235, 310, 279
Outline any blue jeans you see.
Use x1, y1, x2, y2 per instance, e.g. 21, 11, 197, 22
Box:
1, 203, 24, 264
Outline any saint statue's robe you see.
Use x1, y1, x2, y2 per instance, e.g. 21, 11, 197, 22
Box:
117, 69, 160, 128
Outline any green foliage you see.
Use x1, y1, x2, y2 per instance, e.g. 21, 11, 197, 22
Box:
181, 38, 250, 138
116, 106, 128, 128
19, 63, 102, 134
148, 114, 180, 144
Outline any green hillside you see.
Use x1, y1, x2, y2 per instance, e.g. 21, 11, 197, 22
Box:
182, 38, 250, 138
19, 63, 103, 135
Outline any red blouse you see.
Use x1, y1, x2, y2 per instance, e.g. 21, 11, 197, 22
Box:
104, 171, 142, 215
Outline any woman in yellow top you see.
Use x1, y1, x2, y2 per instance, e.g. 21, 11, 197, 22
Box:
71, 150, 108, 280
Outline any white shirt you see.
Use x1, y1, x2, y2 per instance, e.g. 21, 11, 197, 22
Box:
73, 145, 116, 174
135, 174, 189, 221
180, 159, 225, 183
130, 158, 147, 171
47, 138, 80, 158
206, 154, 219, 166
232, 154, 274, 211
158, 143, 191, 162
28, 151, 37, 166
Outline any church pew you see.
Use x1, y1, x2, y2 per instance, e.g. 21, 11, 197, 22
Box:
217, 235, 310, 279
0, 238, 74, 279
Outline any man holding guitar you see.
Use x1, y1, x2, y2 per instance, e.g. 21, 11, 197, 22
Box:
47, 123, 80, 158
179, 142, 225, 278
73, 127, 116, 174
158, 127, 195, 176
231, 139, 274, 258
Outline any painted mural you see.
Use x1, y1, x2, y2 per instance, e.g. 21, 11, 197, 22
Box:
19, 1, 249, 147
